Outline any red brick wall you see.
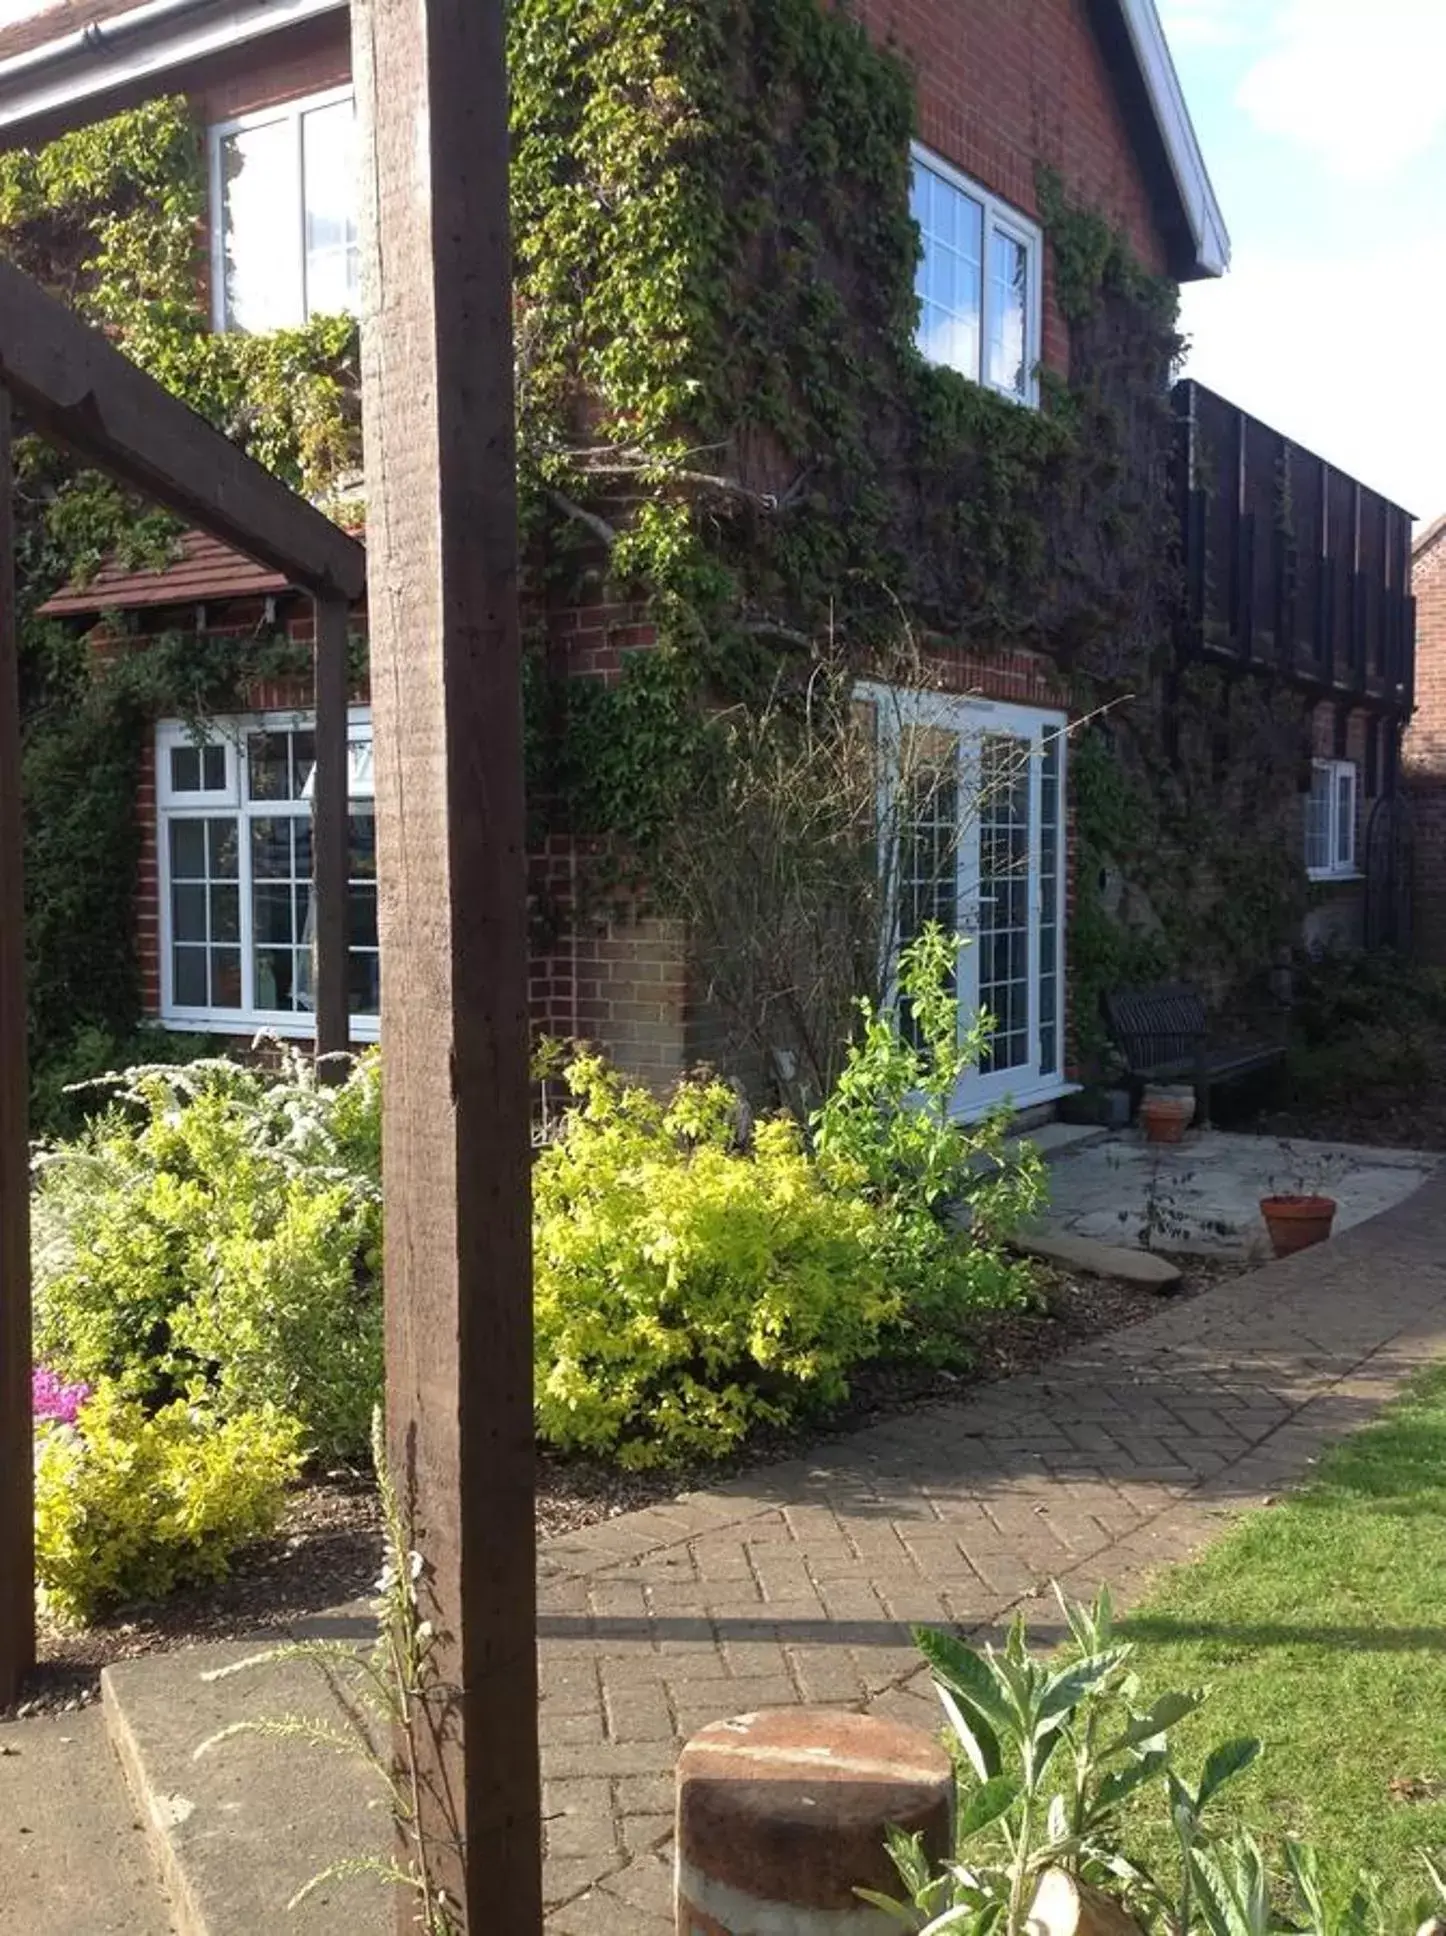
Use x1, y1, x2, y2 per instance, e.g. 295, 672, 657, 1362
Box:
1406, 529, 1446, 780
1406, 528, 1446, 960
851, 0, 1172, 376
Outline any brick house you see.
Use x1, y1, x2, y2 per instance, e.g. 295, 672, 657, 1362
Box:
1406, 516, 1446, 963
4, 0, 1417, 1114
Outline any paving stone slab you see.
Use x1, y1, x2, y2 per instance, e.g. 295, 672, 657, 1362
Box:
1015, 1228, 1183, 1285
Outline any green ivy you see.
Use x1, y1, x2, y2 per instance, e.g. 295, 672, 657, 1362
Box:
8, 16, 1307, 1103
3, 96, 360, 1109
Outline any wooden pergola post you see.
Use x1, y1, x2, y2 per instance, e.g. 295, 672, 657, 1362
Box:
312, 595, 350, 1072
0, 392, 33, 1710
354, 0, 541, 1927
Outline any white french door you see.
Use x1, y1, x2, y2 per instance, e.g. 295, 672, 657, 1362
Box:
868, 687, 1068, 1116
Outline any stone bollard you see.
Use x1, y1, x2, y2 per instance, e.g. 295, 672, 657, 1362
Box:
675, 1707, 955, 1935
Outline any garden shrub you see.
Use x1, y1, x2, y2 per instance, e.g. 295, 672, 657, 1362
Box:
32, 1049, 382, 1459
812, 926, 1044, 1361
33, 1386, 303, 1626
533, 934, 1044, 1466
533, 1054, 900, 1467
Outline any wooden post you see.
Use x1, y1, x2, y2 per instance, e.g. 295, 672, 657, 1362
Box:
312, 595, 350, 1074
353, 1, 541, 1928
0, 391, 34, 1707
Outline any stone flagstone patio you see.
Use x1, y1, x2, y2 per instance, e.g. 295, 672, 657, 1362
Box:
1032, 1128, 1437, 1258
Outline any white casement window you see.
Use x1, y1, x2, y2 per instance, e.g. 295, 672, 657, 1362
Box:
210, 86, 359, 332
156, 711, 378, 1038
1305, 759, 1358, 881
861, 685, 1069, 1116
910, 143, 1042, 406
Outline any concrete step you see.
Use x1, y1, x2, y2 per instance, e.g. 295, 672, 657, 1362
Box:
0, 1704, 177, 1935
103, 1634, 387, 1936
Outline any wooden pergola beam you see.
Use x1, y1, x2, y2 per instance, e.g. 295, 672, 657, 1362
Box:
0, 252, 365, 1700
0, 257, 364, 603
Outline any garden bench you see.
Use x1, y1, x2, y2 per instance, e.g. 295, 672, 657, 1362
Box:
1103, 981, 1286, 1126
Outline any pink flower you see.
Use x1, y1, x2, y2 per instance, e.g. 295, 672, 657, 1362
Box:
32, 1367, 93, 1427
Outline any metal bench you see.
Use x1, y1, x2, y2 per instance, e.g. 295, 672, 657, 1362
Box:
1103, 981, 1286, 1126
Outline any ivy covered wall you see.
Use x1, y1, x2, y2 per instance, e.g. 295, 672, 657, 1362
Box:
9, 0, 1315, 1110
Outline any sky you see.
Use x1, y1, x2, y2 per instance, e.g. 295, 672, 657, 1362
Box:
1160, 0, 1446, 526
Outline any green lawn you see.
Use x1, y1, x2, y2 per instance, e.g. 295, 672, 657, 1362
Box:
1118, 1362, 1446, 1917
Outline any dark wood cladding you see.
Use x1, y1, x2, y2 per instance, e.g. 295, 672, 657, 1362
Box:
1174, 379, 1414, 718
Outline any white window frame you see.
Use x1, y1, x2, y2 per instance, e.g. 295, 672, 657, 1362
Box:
1305, 758, 1359, 882
208, 84, 357, 332
910, 142, 1043, 407
156, 709, 379, 1040
859, 683, 1072, 1118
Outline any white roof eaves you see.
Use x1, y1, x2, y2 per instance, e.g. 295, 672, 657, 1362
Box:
0, 0, 348, 133
1114, 0, 1231, 279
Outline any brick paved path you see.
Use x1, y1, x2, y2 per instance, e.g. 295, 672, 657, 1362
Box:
536, 1170, 1446, 1934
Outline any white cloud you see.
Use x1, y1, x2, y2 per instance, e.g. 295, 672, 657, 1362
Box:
1157, 0, 1256, 51
1181, 239, 1446, 527
1235, 0, 1446, 181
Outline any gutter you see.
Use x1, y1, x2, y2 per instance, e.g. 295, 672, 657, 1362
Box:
0, 0, 348, 131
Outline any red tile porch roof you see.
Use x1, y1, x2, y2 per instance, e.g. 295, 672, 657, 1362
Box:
38, 528, 295, 615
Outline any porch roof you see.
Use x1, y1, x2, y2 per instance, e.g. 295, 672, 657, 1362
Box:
38, 527, 294, 615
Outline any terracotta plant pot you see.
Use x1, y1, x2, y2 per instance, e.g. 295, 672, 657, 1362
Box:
1260, 1194, 1337, 1258
1139, 1096, 1192, 1144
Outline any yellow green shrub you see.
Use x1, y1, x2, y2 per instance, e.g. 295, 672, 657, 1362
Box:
533, 1055, 901, 1467
34, 1387, 303, 1626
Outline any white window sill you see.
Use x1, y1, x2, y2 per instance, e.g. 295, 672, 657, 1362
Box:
1306, 869, 1363, 885
159, 1013, 380, 1045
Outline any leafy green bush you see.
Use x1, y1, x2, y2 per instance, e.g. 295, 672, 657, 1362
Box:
533, 1053, 900, 1467
812, 926, 1044, 1360
29, 1021, 219, 1142
32, 1050, 382, 1459
34, 1386, 303, 1626
873, 1591, 1442, 1936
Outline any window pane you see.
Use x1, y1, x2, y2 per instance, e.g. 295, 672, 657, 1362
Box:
988, 227, 1028, 398
170, 819, 206, 879
348, 809, 376, 878
252, 817, 295, 879
254, 883, 296, 945
290, 730, 316, 797
172, 884, 208, 943
1305, 765, 1331, 873
208, 821, 239, 879
174, 945, 208, 1006
202, 744, 227, 792
211, 949, 242, 1009
348, 882, 379, 950
170, 746, 201, 794
249, 732, 293, 801
1336, 770, 1354, 867
255, 947, 303, 1012
348, 950, 381, 1017
302, 99, 359, 318
912, 158, 982, 379
220, 117, 298, 332
211, 886, 240, 945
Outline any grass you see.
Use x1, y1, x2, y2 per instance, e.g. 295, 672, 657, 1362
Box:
1117, 1362, 1446, 1918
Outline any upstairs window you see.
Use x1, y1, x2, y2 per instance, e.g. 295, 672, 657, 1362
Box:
1305, 759, 1358, 880
910, 144, 1041, 406
211, 87, 359, 333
